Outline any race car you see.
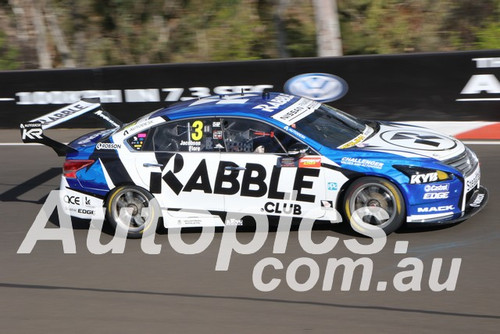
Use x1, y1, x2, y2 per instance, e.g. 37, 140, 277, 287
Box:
20, 92, 488, 237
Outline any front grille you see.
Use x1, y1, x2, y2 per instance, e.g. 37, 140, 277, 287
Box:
443, 148, 478, 177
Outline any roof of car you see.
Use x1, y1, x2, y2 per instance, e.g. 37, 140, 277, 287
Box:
150, 92, 303, 122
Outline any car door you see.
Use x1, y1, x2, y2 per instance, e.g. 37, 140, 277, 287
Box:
128, 117, 226, 227
219, 117, 330, 221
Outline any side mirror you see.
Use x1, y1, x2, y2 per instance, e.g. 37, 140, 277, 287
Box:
287, 143, 309, 156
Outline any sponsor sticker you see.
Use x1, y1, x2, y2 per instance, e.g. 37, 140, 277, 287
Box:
470, 193, 485, 208
341, 157, 383, 169
423, 192, 449, 200
283, 125, 306, 139
299, 157, 321, 168
96, 142, 121, 150
466, 167, 480, 192
410, 172, 438, 184
279, 157, 297, 168
128, 132, 147, 150
327, 182, 338, 191
424, 184, 450, 192
213, 130, 223, 140
271, 98, 320, 125
417, 205, 455, 213
337, 133, 367, 149
253, 93, 294, 113
20, 122, 43, 141
30, 100, 98, 128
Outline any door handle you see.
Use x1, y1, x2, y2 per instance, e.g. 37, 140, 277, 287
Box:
143, 162, 163, 168
224, 166, 246, 171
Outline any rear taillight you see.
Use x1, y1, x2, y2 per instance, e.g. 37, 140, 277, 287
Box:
63, 159, 94, 178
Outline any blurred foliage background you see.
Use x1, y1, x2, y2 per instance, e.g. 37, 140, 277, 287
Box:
0, 0, 499, 70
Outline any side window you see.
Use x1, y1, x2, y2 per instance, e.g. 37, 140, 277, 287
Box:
221, 118, 300, 153
152, 118, 222, 152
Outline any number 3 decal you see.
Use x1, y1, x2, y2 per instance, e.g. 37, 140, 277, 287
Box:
191, 120, 203, 141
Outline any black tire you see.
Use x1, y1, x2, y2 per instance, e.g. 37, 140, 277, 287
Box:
105, 185, 159, 239
343, 177, 406, 235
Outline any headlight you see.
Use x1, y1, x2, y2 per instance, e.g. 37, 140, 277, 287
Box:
393, 165, 453, 184
465, 146, 479, 167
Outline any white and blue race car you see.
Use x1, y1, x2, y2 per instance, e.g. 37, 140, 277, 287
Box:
20, 92, 488, 237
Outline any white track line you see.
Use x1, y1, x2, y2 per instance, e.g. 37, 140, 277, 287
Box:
1, 141, 500, 146
463, 141, 500, 145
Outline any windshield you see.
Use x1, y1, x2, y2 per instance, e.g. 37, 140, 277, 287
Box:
293, 104, 372, 148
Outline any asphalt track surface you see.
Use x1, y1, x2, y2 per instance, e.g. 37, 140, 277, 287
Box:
1, 135, 499, 333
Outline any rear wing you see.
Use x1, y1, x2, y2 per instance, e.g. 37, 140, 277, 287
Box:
19, 98, 122, 156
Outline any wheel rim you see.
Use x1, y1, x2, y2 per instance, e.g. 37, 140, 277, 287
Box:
349, 182, 397, 229
111, 189, 151, 232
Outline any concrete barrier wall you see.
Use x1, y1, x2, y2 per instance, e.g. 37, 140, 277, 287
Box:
1, 50, 499, 128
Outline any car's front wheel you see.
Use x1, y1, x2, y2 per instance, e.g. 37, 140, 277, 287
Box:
105, 185, 159, 238
343, 177, 406, 234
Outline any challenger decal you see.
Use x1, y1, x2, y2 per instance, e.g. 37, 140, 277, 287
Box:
341, 157, 384, 169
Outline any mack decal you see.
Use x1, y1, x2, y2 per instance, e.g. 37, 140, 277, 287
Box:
417, 205, 455, 213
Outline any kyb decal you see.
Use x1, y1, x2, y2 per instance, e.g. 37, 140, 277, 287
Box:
410, 172, 438, 184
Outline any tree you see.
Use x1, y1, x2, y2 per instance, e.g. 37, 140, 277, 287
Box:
313, 0, 342, 56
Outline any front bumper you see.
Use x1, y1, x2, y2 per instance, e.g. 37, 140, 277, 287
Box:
407, 185, 488, 225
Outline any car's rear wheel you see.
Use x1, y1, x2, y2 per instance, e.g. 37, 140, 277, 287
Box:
105, 185, 159, 238
343, 177, 406, 234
